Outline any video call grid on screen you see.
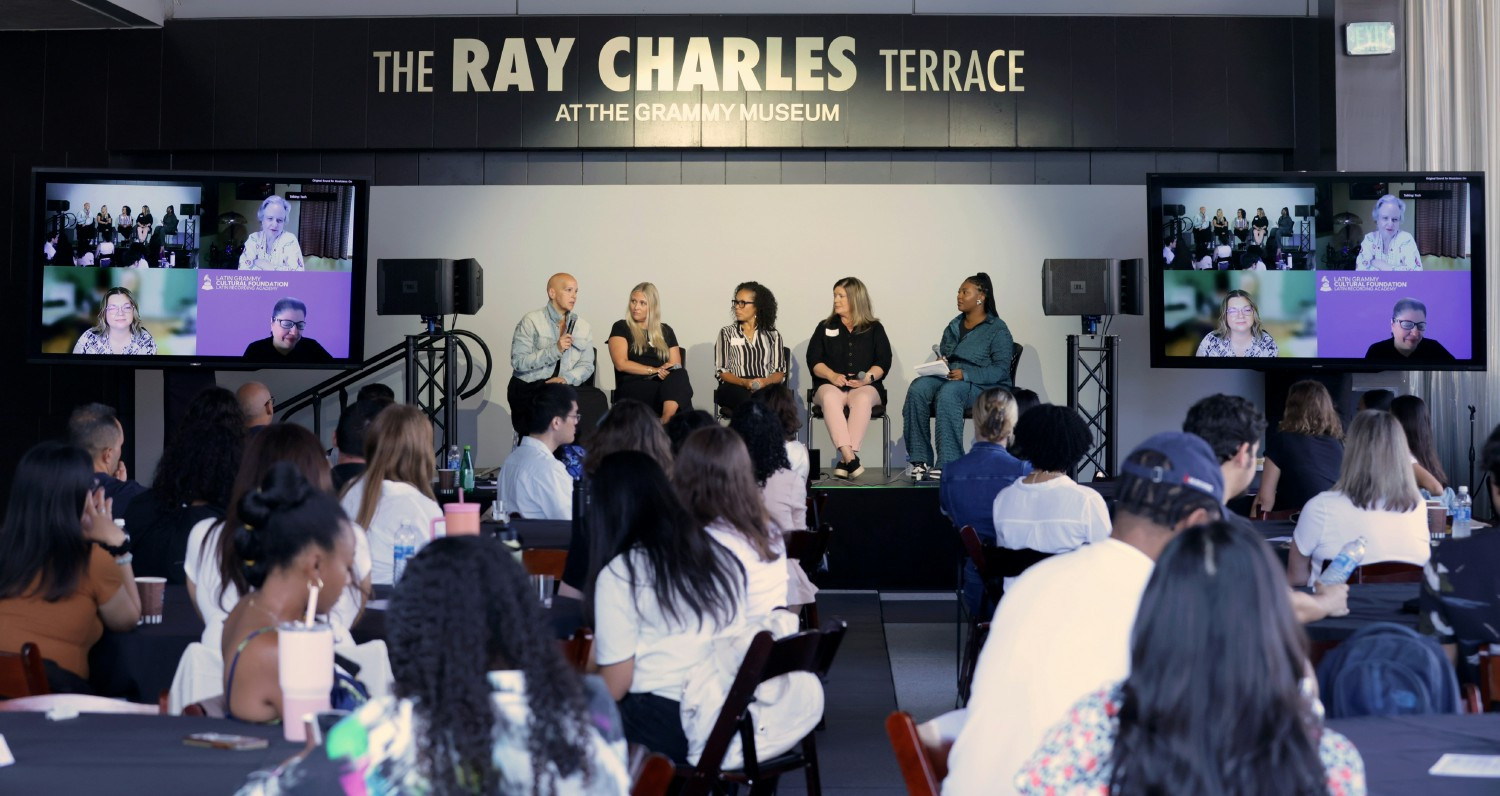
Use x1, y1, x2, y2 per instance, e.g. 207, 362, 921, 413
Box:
1146, 171, 1486, 372
29, 169, 368, 369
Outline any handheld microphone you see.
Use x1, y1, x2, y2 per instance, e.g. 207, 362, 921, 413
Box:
857, 370, 869, 382
931, 344, 943, 361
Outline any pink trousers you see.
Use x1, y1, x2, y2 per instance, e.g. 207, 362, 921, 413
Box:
814, 384, 881, 453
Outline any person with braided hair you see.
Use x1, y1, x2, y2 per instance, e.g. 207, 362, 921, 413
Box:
219, 461, 360, 724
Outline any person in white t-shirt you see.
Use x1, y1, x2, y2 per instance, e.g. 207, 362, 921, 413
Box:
992, 405, 1110, 589
1288, 410, 1430, 588
590, 451, 747, 763
675, 425, 789, 619
184, 424, 371, 654
339, 405, 443, 586
943, 432, 1226, 796
499, 383, 578, 521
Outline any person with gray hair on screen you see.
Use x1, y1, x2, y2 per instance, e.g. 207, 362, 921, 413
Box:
241, 296, 333, 363
239, 194, 305, 270
1355, 193, 1422, 271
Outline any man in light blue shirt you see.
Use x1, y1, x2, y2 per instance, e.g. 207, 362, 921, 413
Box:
500, 383, 579, 520
508, 272, 594, 435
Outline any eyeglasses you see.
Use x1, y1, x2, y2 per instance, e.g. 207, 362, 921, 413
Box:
566, 413, 582, 423
730, 300, 755, 308
105, 303, 134, 314
1224, 307, 1254, 317
1394, 320, 1427, 332
274, 318, 307, 331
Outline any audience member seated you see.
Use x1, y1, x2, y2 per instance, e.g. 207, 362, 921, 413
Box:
508, 272, 594, 436
1287, 410, 1430, 588
713, 281, 789, 414
1420, 422, 1500, 682
939, 387, 1031, 617
590, 451, 748, 763
1182, 393, 1266, 534
558, 398, 675, 603
1357, 387, 1395, 412
731, 401, 814, 606
1390, 394, 1448, 496
1016, 521, 1366, 795
664, 409, 716, 456
330, 397, 392, 493
1011, 387, 1041, 418
186, 424, 372, 654
609, 281, 693, 423
67, 401, 147, 516
943, 433, 1223, 796
753, 383, 810, 481
239, 536, 631, 794
676, 425, 789, 620
339, 405, 443, 585
219, 463, 363, 724
806, 276, 892, 479
499, 383, 579, 521
1253, 380, 1344, 515
125, 386, 245, 583
0, 442, 141, 692
991, 405, 1108, 589
356, 382, 397, 403
236, 381, 274, 433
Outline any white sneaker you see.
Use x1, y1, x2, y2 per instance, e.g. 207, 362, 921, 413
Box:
926, 467, 943, 481
909, 463, 930, 481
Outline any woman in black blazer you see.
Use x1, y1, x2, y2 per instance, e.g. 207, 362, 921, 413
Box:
806, 277, 892, 479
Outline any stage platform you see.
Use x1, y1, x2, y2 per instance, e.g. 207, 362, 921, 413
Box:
810, 467, 959, 591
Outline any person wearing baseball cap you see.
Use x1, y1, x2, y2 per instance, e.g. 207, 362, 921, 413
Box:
944, 432, 1225, 796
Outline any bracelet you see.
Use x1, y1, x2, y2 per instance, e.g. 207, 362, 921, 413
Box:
113, 552, 133, 566
96, 534, 132, 558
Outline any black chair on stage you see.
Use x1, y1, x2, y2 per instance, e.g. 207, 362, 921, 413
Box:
955, 525, 1052, 706
960, 343, 1023, 422
715, 347, 792, 421
805, 385, 892, 479
673, 620, 848, 796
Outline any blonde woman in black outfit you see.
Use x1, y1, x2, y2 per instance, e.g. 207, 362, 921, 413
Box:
806, 277, 892, 479
608, 282, 692, 423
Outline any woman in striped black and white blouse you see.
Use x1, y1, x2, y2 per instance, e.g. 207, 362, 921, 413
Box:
713, 281, 789, 414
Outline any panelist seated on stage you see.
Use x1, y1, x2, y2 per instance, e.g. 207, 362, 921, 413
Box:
340, 405, 443, 586
1286, 410, 1430, 589
242, 296, 334, 363
500, 384, 579, 521
713, 281, 789, 414
608, 281, 691, 424
807, 276, 892, 480
938, 387, 1031, 617
509, 273, 594, 436
904, 272, 1015, 480
1363, 297, 1456, 363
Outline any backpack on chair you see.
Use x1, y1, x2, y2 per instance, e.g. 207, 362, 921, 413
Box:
1315, 622, 1460, 718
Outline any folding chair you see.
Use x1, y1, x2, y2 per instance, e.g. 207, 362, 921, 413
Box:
0, 642, 50, 698
885, 711, 951, 796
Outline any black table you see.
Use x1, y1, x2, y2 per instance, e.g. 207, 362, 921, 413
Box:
0, 712, 291, 793
1305, 583, 1420, 643
89, 585, 203, 703
1327, 713, 1500, 795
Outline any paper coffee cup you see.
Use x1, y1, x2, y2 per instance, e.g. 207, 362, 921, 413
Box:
1426, 501, 1448, 538
136, 577, 166, 625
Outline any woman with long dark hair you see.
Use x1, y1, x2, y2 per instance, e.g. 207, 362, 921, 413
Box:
0, 442, 141, 686
731, 401, 815, 606
185, 424, 371, 654
590, 450, 745, 762
676, 425, 787, 619
1018, 520, 1366, 795
219, 463, 359, 723
126, 386, 245, 582
713, 281, 789, 413
903, 272, 1016, 480
1390, 394, 1448, 494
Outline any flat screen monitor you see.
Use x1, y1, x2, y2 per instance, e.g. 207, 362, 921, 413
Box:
1147, 171, 1486, 371
29, 168, 368, 369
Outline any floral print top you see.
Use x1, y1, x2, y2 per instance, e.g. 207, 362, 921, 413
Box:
239, 230, 305, 270
1356, 230, 1423, 271
1016, 685, 1367, 796
72, 327, 157, 355
1196, 331, 1280, 358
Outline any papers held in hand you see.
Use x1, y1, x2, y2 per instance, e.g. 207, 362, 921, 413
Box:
914, 359, 949, 378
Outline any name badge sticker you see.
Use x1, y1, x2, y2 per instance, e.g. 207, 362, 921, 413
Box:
824, 327, 839, 337
729, 338, 746, 347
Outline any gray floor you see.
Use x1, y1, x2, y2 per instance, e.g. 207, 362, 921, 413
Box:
776, 590, 958, 795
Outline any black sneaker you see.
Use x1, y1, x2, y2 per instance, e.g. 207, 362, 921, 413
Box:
836, 455, 865, 480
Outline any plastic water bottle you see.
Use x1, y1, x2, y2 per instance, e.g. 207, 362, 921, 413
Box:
1319, 536, 1367, 586
1453, 486, 1473, 539
460, 444, 476, 491
392, 520, 421, 583
446, 444, 461, 472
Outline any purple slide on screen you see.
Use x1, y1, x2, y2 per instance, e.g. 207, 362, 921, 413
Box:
1314, 271, 1472, 359
194, 270, 352, 357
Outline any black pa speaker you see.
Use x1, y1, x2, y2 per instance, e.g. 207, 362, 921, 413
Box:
1163, 204, 1186, 217
179, 204, 201, 216
46, 199, 70, 212
377, 258, 484, 317
1294, 204, 1313, 217
1041, 259, 1144, 316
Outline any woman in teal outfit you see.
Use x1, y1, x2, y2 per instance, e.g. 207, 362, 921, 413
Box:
903, 272, 1015, 480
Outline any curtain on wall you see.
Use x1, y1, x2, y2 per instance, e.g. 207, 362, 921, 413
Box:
299, 185, 354, 259
1413, 181, 1467, 257
1407, 0, 1500, 513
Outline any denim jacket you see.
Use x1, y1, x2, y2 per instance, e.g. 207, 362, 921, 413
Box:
511, 302, 595, 385
940, 314, 1016, 391
939, 442, 1032, 544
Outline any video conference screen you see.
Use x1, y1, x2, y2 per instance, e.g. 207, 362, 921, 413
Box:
1147, 172, 1486, 371
30, 169, 368, 368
